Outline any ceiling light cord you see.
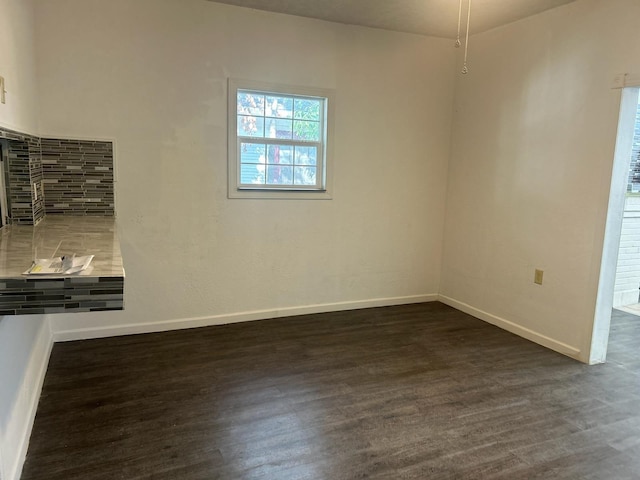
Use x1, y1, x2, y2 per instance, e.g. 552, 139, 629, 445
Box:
462, 0, 471, 74
455, 0, 462, 48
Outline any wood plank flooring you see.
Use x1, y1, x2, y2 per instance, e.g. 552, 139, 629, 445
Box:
20, 303, 640, 479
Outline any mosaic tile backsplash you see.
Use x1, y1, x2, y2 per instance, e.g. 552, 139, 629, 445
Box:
0, 276, 124, 315
41, 138, 114, 216
0, 127, 44, 225
0, 125, 114, 223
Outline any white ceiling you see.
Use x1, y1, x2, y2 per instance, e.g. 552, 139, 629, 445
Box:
206, 0, 577, 38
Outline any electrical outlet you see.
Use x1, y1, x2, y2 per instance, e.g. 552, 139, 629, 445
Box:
0, 76, 5, 104
534, 269, 544, 285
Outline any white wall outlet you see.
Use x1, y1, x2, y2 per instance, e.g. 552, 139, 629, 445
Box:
0, 76, 5, 104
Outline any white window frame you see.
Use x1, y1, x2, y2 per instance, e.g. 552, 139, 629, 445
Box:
228, 78, 334, 199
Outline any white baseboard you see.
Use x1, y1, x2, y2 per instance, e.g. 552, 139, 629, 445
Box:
438, 295, 581, 360
3, 320, 53, 480
53, 294, 439, 342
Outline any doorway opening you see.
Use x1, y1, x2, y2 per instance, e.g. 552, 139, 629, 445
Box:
612, 96, 640, 316
592, 87, 640, 364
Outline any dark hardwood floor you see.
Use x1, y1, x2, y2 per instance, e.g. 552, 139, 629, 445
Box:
20, 303, 640, 479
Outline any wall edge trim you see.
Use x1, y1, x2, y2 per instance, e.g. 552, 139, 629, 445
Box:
438, 294, 582, 361
52, 294, 439, 342
5, 319, 53, 480
0, 121, 38, 139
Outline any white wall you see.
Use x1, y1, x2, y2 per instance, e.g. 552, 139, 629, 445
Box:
0, 2, 51, 479
34, 0, 455, 338
0, 317, 51, 480
0, 0, 39, 133
441, 0, 640, 363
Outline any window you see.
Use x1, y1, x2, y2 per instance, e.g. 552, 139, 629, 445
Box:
228, 79, 333, 199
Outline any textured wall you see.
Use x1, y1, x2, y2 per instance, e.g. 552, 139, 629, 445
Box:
441, 0, 640, 363
35, 0, 455, 336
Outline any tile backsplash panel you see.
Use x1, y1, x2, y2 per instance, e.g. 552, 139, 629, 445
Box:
0, 127, 44, 225
41, 139, 114, 216
0, 125, 114, 223
30, 136, 45, 223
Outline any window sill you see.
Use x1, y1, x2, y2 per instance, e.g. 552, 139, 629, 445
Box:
228, 188, 332, 200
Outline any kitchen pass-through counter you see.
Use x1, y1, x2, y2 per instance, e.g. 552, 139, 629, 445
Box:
0, 216, 124, 315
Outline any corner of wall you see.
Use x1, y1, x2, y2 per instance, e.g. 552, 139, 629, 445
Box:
1, 316, 53, 480
438, 294, 583, 362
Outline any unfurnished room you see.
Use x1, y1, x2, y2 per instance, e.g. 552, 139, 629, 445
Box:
2, 0, 640, 478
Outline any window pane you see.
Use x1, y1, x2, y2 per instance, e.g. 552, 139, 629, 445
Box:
266, 165, 293, 185
240, 143, 266, 184
294, 166, 317, 186
240, 143, 265, 164
240, 163, 266, 185
267, 145, 293, 166
266, 118, 293, 139
238, 115, 264, 137
294, 98, 321, 121
293, 120, 320, 141
265, 96, 293, 118
294, 146, 317, 166
237, 92, 265, 116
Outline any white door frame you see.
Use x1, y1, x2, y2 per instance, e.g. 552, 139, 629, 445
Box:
591, 86, 640, 364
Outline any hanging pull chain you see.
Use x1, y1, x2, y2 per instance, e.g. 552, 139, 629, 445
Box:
462, 0, 472, 74
455, 0, 462, 48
